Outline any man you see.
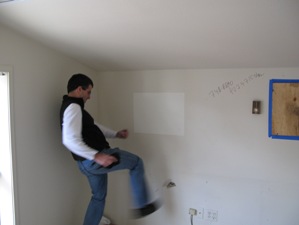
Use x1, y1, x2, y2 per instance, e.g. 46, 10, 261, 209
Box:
60, 74, 159, 225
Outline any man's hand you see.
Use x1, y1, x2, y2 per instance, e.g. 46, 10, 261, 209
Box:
116, 129, 129, 139
94, 152, 118, 167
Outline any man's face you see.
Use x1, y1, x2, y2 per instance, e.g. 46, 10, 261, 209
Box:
80, 85, 92, 103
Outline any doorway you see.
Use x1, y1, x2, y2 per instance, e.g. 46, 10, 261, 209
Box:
0, 69, 16, 225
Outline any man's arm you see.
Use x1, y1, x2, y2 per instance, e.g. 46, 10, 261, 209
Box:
95, 122, 117, 138
95, 122, 129, 139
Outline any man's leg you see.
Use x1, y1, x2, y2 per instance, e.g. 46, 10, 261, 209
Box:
101, 148, 149, 208
78, 161, 108, 225
102, 148, 161, 218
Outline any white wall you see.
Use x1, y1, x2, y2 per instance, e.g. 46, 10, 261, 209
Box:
0, 24, 97, 225
98, 69, 299, 225
1, 20, 299, 225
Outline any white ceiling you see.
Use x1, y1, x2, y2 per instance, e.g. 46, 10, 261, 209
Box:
0, 0, 299, 71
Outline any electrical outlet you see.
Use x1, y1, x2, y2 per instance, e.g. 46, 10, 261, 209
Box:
204, 209, 218, 222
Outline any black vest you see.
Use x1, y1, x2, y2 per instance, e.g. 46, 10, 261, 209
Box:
60, 95, 110, 161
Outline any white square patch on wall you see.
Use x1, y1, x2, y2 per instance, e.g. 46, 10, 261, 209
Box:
133, 93, 185, 136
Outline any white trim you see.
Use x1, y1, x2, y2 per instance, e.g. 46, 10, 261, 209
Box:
0, 65, 18, 225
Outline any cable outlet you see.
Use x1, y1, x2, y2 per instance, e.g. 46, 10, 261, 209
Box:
196, 207, 204, 219
189, 208, 197, 216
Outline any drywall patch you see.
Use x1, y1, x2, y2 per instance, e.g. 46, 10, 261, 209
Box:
133, 93, 184, 136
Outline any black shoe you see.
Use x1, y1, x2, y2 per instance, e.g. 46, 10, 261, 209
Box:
131, 200, 162, 219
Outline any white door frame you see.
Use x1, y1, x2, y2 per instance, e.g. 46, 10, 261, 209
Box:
0, 65, 18, 225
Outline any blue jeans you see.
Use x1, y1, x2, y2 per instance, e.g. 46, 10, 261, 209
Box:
77, 148, 149, 225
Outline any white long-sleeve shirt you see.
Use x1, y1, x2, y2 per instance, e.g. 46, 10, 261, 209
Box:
62, 103, 117, 160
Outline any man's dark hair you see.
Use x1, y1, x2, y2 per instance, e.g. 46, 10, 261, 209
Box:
67, 73, 94, 93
